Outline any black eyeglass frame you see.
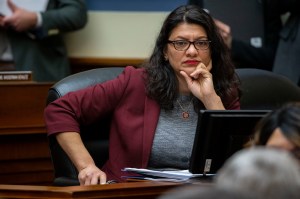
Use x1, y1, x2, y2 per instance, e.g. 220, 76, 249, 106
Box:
167, 40, 211, 51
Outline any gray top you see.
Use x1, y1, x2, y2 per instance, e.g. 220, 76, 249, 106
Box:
148, 95, 198, 169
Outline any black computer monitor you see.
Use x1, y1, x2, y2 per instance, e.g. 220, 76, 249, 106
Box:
189, 110, 271, 175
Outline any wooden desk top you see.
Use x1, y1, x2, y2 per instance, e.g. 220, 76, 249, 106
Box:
0, 181, 186, 199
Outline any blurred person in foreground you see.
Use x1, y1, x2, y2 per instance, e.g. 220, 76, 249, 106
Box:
215, 147, 300, 199
158, 185, 259, 199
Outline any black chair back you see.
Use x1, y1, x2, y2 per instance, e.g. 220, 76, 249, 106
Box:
236, 68, 300, 110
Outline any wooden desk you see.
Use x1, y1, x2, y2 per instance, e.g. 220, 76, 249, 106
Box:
0, 181, 188, 199
0, 82, 54, 185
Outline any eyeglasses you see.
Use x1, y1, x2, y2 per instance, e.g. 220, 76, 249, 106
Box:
167, 40, 211, 51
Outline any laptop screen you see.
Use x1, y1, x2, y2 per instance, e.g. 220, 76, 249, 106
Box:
189, 110, 270, 175
202, 0, 265, 47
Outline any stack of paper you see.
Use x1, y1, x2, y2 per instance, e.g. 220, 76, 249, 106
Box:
122, 168, 213, 182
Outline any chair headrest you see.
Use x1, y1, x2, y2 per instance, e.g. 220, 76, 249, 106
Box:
236, 68, 300, 110
46, 67, 124, 105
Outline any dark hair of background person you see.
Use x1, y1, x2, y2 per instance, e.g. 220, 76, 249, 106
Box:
252, 102, 300, 148
142, 5, 239, 111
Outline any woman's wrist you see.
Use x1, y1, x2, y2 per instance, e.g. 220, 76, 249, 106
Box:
202, 94, 225, 110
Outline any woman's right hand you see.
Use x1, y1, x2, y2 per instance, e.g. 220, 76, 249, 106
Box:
56, 132, 107, 185
78, 164, 107, 185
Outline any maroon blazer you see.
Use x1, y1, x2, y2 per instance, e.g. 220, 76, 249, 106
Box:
44, 66, 240, 182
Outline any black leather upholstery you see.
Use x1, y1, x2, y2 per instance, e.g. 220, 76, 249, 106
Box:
46, 67, 124, 186
236, 68, 300, 110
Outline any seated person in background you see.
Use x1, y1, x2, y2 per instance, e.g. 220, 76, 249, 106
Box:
188, 0, 286, 71
215, 147, 300, 199
251, 102, 300, 160
44, 5, 240, 185
0, 0, 88, 82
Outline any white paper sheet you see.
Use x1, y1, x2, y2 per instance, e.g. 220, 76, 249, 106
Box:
122, 168, 211, 180
0, 0, 49, 16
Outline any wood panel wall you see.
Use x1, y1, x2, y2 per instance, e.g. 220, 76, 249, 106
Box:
0, 82, 54, 185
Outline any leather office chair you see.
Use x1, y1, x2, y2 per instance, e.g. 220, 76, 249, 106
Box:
236, 68, 300, 110
46, 67, 124, 186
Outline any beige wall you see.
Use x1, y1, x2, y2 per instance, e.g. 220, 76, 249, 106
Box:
64, 11, 168, 59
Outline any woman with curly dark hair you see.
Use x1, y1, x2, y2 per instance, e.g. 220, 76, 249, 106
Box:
45, 5, 240, 185
144, 5, 239, 111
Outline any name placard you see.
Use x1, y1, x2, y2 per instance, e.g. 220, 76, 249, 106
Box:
0, 71, 32, 81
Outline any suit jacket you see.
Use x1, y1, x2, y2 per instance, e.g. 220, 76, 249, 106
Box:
7, 0, 87, 82
228, 0, 283, 70
44, 66, 240, 182
273, 8, 300, 85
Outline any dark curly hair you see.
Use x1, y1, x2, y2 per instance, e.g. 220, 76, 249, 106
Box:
142, 5, 240, 110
